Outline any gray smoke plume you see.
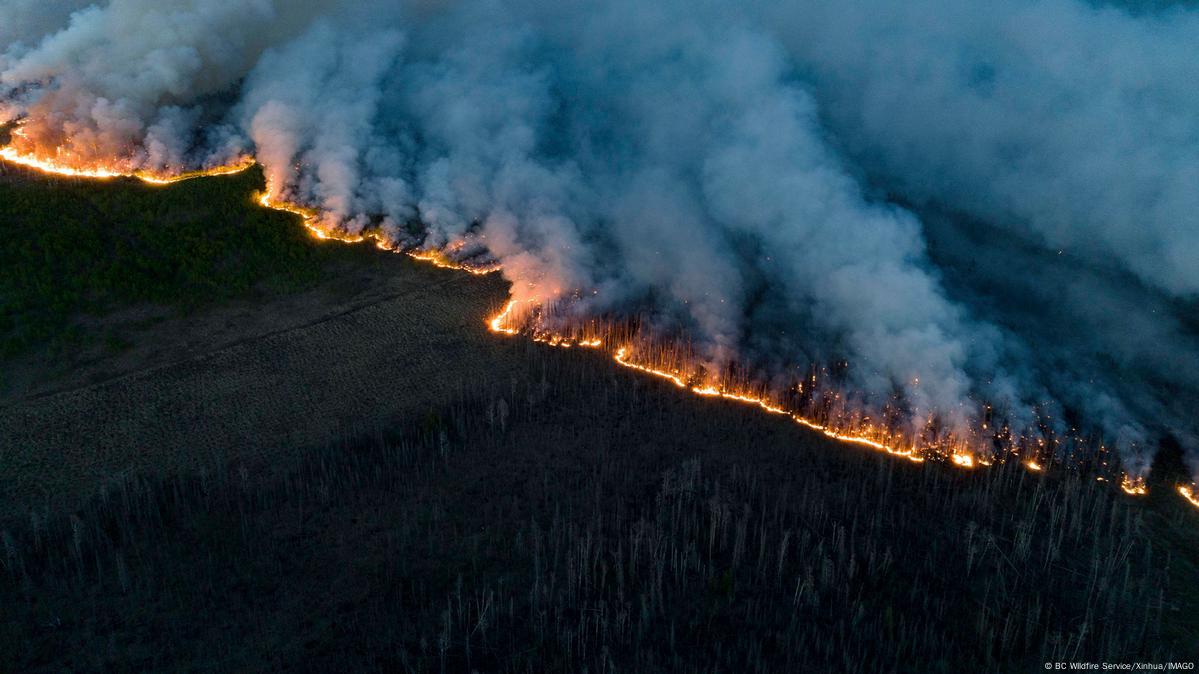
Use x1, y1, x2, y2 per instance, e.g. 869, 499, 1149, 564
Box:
2, 0, 1196, 478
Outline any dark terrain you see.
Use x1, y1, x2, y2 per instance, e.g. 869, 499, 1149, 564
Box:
0, 164, 517, 517
0, 165, 1196, 672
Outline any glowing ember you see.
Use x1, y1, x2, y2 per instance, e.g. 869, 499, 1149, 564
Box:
951, 454, 975, 469
1120, 475, 1148, 496
1179, 485, 1199, 509
1025, 460, 1043, 472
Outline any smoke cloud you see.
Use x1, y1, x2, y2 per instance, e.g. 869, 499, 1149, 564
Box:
3, 0, 1196, 478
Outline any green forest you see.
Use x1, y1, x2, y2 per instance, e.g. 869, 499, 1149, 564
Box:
0, 166, 341, 357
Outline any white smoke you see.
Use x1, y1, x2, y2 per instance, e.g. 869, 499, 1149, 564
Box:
2, 0, 1196, 477
761, 0, 1199, 297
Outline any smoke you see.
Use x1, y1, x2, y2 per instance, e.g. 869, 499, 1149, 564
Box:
761, 0, 1199, 298
0, 0, 336, 167
0, 1, 90, 54
756, 0, 1199, 475
2, 0, 1196, 477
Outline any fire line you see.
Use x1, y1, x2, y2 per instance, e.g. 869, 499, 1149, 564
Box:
2, 149, 1192, 508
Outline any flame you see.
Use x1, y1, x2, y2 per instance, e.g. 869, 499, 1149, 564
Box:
489, 300, 520, 335
1179, 485, 1199, 509
489, 299, 603, 348
952, 454, 975, 468
604, 344, 927, 463
1120, 475, 1148, 496
0, 146, 255, 184
0, 143, 496, 272
254, 189, 503, 272
2, 146, 1188, 506
408, 249, 499, 276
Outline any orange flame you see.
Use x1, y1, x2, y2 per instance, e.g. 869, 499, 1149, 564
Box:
605, 345, 928, 462
407, 249, 499, 276
1179, 485, 1199, 509
255, 186, 499, 272
0, 146, 255, 184
0, 143, 496, 272
1, 146, 1186, 505
952, 454, 975, 469
1120, 475, 1148, 496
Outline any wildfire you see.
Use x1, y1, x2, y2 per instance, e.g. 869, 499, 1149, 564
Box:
256, 191, 327, 236
1179, 485, 1199, 509
0, 146, 255, 184
408, 249, 499, 276
488, 300, 521, 335
3, 144, 1198, 512
257, 185, 502, 274
1120, 475, 1148, 496
607, 346, 927, 464
0, 142, 495, 272
952, 454, 975, 469
489, 299, 603, 347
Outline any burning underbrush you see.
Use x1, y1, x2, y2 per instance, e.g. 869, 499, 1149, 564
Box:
487, 298, 1195, 505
